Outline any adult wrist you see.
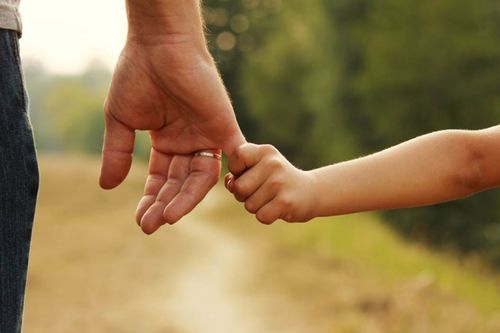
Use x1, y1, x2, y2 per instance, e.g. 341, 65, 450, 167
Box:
126, 0, 206, 47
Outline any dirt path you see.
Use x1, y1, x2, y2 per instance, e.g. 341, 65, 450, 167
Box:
26, 156, 498, 333
162, 193, 309, 333
165, 219, 267, 333
25, 156, 310, 333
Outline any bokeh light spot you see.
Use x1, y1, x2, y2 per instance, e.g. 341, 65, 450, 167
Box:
230, 15, 250, 34
216, 31, 237, 51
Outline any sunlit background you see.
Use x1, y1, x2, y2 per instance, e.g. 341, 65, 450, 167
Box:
17, 0, 500, 332
20, 0, 126, 73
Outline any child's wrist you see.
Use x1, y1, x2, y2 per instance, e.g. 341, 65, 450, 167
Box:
305, 168, 334, 218
300, 170, 323, 220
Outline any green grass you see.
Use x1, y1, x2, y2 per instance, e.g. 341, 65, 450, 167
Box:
211, 199, 500, 331
274, 213, 500, 314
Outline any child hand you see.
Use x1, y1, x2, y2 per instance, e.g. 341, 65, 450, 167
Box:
225, 143, 316, 224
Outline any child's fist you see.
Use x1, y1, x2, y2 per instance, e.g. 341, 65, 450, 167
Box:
225, 143, 316, 224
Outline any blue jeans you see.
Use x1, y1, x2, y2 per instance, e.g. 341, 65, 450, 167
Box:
0, 29, 39, 332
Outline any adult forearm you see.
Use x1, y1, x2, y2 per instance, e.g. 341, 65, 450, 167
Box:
126, 0, 207, 47
310, 130, 484, 217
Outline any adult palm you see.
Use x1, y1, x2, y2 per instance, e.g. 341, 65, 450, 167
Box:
100, 41, 245, 234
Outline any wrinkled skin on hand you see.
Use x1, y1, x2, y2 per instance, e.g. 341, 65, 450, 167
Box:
100, 39, 245, 234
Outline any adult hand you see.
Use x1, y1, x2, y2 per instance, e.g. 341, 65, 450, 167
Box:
100, 35, 245, 234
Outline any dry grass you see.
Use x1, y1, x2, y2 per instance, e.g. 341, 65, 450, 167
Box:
25, 155, 192, 332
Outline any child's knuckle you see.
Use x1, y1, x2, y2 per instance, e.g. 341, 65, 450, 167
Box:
256, 211, 272, 225
268, 177, 283, 191
261, 144, 276, 154
276, 196, 292, 210
232, 180, 244, 193
266, 157, 282, 171
245, 201, 258, 213
234, 193, 246, 203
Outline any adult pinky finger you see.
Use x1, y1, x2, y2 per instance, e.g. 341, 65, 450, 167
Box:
255, 200, 282, 225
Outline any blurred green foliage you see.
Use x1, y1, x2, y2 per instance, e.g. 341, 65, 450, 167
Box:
25, 0, 500, 266
350, 0, 500, 267
25, 61, 107, 153
25, 60, 151, 160
205, 0, 500, 267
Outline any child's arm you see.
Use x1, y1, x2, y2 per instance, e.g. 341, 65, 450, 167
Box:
226, 126, 500, 224
310, 126, 500, 217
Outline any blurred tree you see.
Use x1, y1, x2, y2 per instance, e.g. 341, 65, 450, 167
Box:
235, 0, 500, 265
348, 0, 500, 265
203, 0, 288, 144
24, 61, 61, 151
42, 77, 105, 154
23, 0, 500, 266
25, 62, 175, 160
239, 0, 359, 168
354, 0, 500, 148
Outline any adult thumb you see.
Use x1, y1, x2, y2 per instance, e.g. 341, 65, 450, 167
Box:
99, 112, 135, 189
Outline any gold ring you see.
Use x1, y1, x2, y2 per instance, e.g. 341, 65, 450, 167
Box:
194, 151, 222, 160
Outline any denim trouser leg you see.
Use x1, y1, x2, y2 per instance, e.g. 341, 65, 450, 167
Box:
0, 29, 39, 333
